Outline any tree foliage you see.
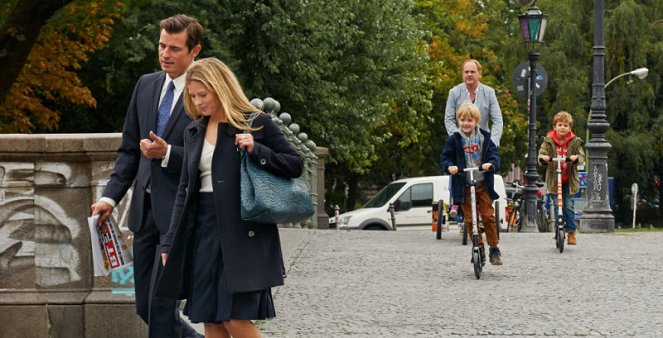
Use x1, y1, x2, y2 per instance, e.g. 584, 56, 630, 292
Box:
0, 0, 74, 104
0, 0, 125, 132
3, 0, 663, 224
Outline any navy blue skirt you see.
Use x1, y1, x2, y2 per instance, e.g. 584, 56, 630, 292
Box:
184, 192, 275, 323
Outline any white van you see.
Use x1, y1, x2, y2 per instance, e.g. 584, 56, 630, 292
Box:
331, 175, 507, 230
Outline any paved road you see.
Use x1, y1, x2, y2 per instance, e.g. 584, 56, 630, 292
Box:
261, 228, 663, 337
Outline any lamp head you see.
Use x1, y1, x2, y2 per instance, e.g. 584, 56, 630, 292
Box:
631, 67, 649, 80
518, 2, 547, 44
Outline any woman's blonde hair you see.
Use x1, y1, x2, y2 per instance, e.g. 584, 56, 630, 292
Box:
456, 102, 481, 124
183, 57, 260, 130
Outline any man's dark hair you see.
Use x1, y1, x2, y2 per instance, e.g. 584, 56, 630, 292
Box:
160, 14, 204, 51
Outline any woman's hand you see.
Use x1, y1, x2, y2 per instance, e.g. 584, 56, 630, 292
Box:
235, 133, 254, 153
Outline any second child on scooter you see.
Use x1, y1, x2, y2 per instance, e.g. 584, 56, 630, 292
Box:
440, 103, 503, 265
538, 111, 585, 245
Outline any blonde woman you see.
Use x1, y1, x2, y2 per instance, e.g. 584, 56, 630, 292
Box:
157, 58, 303, 338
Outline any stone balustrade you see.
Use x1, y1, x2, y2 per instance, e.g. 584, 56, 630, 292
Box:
0, 127, 327, 337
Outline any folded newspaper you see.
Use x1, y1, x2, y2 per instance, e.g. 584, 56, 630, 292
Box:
87, 215, 133, 276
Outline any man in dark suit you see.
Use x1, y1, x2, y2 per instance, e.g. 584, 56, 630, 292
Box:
91, 14, 204, 338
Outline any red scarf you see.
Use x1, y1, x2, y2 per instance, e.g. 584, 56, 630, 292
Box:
548, 130, 575, 184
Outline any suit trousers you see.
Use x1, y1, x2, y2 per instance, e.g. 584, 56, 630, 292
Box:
134, 193, 196, 338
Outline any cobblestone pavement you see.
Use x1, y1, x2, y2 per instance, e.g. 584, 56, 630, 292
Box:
261, 229, 663, 337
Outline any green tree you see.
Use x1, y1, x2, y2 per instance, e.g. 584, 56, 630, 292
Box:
0, 0, 125, 132
0, 0, 74, 104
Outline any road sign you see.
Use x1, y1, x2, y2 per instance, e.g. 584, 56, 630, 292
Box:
512, 61, 548, 97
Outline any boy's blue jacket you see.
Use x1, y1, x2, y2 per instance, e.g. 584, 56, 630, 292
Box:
439, 128, 501, 204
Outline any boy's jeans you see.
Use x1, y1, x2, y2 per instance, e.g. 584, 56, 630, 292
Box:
550, 184, 576, 232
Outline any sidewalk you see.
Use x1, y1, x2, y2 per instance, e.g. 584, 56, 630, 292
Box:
261, 229, 663, 337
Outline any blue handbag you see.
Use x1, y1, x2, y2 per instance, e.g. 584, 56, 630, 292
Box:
239, 114, 315, 224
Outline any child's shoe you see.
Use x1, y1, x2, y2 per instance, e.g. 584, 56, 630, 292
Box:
568, 232, 576, 245
489, 246, 503, 265
449, 204, 459, 218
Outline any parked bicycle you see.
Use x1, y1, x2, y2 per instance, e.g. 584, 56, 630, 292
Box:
506, 180, 549, 232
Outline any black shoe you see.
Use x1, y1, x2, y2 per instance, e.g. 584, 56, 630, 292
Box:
489, 246, 503, 265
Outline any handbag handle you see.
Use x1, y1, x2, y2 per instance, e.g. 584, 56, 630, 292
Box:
238, 112, 260, 152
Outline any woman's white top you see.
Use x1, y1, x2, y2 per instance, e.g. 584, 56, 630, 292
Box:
199, 140, 214, 192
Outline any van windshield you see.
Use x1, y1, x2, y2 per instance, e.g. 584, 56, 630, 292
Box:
363, 182, 406, 208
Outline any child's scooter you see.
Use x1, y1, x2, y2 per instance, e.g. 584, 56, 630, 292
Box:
551, 155, 571, 253
463, 167, 483, 279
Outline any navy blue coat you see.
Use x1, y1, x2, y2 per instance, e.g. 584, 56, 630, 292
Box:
155, 113, 303, 299
102, 71, 190, 234
439, 128, 501, 204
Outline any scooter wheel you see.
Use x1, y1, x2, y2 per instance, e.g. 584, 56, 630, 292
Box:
557, 228, 565, 253
472, 250, 482, 279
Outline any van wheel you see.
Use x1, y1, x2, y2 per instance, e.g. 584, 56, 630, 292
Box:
364, 224, 385, 230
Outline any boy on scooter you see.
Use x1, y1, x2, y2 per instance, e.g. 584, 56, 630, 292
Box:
440, 103, 502, 265
538, 111, 585, 245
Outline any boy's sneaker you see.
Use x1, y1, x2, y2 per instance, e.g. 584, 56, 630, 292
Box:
489, 246, 503, 265
449, 205, 459, 218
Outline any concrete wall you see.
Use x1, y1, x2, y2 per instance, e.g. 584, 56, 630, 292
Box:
0, 133, 327, 337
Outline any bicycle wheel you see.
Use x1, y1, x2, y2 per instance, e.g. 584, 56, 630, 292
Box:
436, 213, 443, 240
536, 208, 549, 232
507, 209, 517, 233
516, 210, 523, 232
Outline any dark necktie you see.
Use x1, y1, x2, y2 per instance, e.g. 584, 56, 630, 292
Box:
156, 81, 175, 136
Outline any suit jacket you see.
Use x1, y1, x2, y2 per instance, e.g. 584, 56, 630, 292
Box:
102, 71, 192, 234
439, 128, 501, 204
156, 113, 303, 299
444, 82, 503, 146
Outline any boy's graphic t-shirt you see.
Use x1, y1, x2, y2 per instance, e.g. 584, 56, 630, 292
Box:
462, 127, 484, 185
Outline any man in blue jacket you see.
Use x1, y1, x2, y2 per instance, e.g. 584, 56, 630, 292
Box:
444, 59, 503, 147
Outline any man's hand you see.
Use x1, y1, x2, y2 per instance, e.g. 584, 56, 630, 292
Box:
91, 201, 114, 225
448, 166, 459, 175
481, 163, 493, 171
140, 131, 168, 159
161, 253, 168, 266
569, 155, 578, 162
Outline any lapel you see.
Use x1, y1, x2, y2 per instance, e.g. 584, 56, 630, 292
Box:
149, 73, 168, 134
186, 119, 206, 179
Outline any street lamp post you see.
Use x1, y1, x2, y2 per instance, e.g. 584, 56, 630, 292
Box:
518, 1, 547, 232
581, 0, 614, 232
